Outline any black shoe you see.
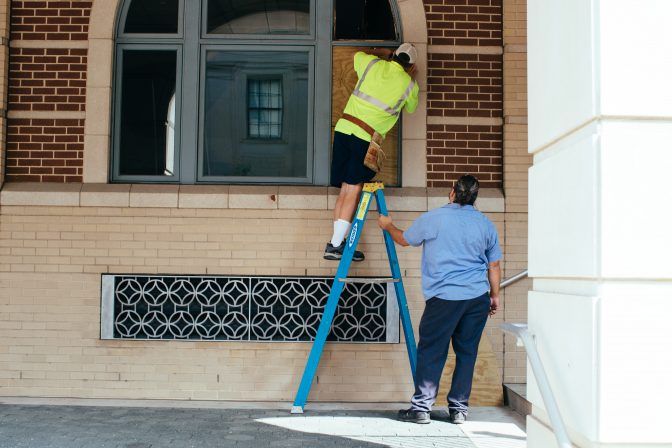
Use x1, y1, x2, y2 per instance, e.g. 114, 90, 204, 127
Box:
449, 411, 466, 424
397, 408, 430, 424
323, 242, 365, 262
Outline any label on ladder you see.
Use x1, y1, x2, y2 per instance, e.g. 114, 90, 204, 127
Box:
356, 194, 371, 220
348, 222, 358, 248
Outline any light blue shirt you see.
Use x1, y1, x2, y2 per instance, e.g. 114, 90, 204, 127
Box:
403, 203, 502, 301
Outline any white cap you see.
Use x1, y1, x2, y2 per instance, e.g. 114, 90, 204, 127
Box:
394, 43, 417, 65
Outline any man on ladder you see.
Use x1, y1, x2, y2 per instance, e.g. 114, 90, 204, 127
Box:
325, 43, 419, 262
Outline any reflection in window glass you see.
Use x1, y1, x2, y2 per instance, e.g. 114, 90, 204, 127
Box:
124, 0, 179, 34
203, 51, 308, 178
207, 0, 310, 35
248, 79, 283, 139
119, 50, 177, 176
333, 0, 396, 41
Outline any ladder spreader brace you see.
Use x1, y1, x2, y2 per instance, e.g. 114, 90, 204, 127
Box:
290, 182, 417, 414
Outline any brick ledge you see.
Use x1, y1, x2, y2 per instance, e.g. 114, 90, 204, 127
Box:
0, 183, 505, 213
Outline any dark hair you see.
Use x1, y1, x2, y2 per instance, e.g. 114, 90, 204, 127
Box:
391, 53, 413, 69
453, 175, 480, 205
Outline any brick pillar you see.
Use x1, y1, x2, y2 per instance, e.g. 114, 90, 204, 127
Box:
0, 0, 10, 185
423, 0, 504, 189
5, 0, 90, 183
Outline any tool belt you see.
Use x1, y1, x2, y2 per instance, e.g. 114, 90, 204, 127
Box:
341, 113, 386, 174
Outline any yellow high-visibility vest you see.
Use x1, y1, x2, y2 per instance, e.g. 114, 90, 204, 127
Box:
335, 52, 419, 142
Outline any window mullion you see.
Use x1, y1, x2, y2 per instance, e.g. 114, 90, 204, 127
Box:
178, 0, 202, 184
312, 1, 332, 185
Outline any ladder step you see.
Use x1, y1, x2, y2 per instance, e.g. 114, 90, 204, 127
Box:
338, 277, 400, 284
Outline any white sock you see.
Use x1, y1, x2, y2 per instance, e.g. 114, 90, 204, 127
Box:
331, 219, 351, 246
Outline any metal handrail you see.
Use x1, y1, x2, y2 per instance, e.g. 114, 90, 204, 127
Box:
500, 269, 528, 289
502, 323, 572, 448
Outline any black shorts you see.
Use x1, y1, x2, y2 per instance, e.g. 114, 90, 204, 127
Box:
330, 131, 376, 187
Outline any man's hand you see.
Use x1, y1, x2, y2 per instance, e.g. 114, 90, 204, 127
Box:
378, 215, 393, 231
487, 261, 500, 317
378, 214, 410, 247
489, 295, 500, 316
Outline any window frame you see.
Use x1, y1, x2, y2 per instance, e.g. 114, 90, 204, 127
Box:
111, 44, 184, 183
117, 0, 185, 40
201, 0, 316, 41
332, 0, 401, 44
111, 0, 403, 185
198, 45, 315, 183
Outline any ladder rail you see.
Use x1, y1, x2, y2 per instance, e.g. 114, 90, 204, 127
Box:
375, 188, 418, 380
291, 183, 417, 413
291, 188, 375, 413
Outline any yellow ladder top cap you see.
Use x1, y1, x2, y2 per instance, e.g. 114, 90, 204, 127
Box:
363, 182, 385, 192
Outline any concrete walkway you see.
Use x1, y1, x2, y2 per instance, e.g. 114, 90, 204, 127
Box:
0, 398, 526, 448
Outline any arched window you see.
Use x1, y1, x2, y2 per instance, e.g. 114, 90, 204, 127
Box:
112, 0, 401, 185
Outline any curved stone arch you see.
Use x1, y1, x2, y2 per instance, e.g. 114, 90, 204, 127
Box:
84, 0, 123, 182
83, 0, 428, 185
396, 0, 428, 187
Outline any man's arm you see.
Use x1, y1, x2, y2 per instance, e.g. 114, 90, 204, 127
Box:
378, 215, 409, 247
487, 261, 501, 316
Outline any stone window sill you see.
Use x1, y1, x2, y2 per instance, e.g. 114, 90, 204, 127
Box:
0, 183, 505, 213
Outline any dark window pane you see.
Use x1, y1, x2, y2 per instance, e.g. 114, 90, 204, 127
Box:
203, 51, 309, 178
207, 0, 310, 35
124, 0, 179, 34
119, 50, 177, 176
334, 0, 396, 41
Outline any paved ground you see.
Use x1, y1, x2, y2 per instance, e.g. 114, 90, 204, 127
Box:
0, 398, 526, 448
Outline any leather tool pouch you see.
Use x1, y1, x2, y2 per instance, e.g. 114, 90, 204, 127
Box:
341, 113, 386, 173
363, 132, 385, 173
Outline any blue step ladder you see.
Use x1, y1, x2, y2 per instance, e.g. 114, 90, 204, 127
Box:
291, 182, 417, 414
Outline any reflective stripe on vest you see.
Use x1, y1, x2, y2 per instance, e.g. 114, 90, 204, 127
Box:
352, 58, 416, 117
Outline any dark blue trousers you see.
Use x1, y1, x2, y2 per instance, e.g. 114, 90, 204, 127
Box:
410, 292, 491, 414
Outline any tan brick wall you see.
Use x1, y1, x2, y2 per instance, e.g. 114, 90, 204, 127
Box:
0, 203, 505, 404
502, 0, 530, 384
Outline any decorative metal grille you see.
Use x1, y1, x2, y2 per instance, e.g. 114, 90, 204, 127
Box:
101, 275, 399, 343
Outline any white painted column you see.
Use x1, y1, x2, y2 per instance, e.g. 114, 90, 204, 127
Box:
527, 1, 672, 447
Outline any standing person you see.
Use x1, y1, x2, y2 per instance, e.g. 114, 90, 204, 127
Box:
378, 175, 502, 424
324, 43, 419, 262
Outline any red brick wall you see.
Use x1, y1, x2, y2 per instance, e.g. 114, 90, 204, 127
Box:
8, 47, 87, 112
6, 1, 92, 182
427, 123, 502, 187
424, 0, 502, 46
10, 1, 91, 41
6, 118, 84, 182
424, 0, 503, 188
427, 53, 502, 119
